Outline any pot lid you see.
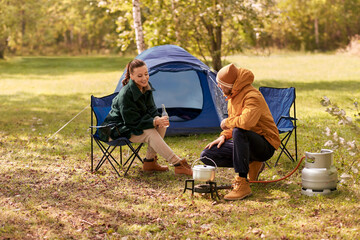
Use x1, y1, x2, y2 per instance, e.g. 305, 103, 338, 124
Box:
192, 165, 215, 171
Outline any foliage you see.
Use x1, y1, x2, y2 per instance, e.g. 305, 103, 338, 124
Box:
97, 0, 275, 70
339, 34, 360, 56
320, 96, 360, 182
1, 54, 360, 239
2, 0, 360, 61
270, 0, 360, 51
0, 0, 118, 57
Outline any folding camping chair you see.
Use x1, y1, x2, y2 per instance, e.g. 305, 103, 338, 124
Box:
259, 87, 298, 167
90, 93, 143, 177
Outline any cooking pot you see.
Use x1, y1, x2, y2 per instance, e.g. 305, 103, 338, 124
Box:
192, 158, 217, 182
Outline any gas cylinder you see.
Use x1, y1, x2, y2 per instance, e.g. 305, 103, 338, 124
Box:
301, 149, 338, 196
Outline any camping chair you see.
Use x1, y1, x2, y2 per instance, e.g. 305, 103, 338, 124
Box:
259, 87, 297, 167
90, 93, 143, 177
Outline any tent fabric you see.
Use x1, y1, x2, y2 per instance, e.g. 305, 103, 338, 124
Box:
115, 44, 227, 135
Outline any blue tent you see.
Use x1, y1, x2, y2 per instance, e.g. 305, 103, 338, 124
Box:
115, 44, 227, 135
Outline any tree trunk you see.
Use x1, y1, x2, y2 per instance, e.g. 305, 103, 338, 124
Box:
0, 47, 5, 59
314, 18, 319, 49
171, 0, 181, 45
0, 38, 8, 59
201, 22, 222, 71
212, 24, 222, 71
20, 9, 26, 54
132, 0, 146, 54
201, 12, 223, 70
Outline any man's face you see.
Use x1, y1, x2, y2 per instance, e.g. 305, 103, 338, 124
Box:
218, 83, 232, 95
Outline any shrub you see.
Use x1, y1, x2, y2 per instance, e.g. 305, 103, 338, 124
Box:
320, 96, 359, 182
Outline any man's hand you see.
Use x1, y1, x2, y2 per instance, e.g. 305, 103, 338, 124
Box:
220, 118, 229, 130
204, 135, 226, 149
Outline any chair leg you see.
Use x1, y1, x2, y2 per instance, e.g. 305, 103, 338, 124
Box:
92, 138, 143, 177
123, 143, 143, 166
294, 127, 298, 162
94, 140, 121, 172
91, 135, 94, 172
274, 131, 295, 167
123, 143, 143, 176
265, 161, 271, 168
91, 112, 94, 173
106, 156, 122, 178
120, 145, 123, 165
95, 145, 114, 171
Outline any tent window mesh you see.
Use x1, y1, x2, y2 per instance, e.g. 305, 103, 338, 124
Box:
151, 70, 203, 121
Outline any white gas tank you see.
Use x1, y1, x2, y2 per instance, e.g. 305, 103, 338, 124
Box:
301, 149, 338, 196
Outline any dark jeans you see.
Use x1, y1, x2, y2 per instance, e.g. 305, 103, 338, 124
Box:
200, 128, 275, 176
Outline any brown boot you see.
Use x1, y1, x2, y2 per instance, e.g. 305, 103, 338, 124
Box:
174, 159, 193, 176
142, 156, 169, 172
224, 176, 252, 201
248, 161, 265, 181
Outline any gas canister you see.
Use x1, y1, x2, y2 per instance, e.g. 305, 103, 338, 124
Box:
301, 149, 338, 196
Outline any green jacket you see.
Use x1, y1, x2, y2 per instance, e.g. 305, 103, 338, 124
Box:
99, 79, 160, 141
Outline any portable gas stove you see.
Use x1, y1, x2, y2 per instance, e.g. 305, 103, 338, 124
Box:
183, 179, 231, 201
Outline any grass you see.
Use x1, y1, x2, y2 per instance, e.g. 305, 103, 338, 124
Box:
0, 54, 360, 239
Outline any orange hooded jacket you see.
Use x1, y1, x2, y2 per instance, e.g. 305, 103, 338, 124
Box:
221, 68, 280, 150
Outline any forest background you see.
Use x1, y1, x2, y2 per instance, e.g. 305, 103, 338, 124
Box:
1, 0, 360, 70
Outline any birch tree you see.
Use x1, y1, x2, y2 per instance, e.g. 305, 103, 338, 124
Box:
132, 0, 146, 53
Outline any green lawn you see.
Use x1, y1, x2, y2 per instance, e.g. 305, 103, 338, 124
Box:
0, 54, 359, 239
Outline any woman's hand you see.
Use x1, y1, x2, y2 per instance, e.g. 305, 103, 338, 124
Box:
204, 135, 226, 149
155, 116, 170, 128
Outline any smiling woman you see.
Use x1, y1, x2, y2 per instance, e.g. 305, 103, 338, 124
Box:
100, 58, 193, 176
130, 65, 149, 89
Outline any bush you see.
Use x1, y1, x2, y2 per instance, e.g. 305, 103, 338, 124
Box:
320, 96, 359, 182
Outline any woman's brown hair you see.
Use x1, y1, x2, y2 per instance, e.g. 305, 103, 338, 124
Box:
122, 59, 146, 86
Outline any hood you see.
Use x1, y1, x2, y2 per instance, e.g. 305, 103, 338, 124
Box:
227, 68, 254, 100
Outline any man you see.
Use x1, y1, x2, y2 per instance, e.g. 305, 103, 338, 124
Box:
201, 63, 280, 200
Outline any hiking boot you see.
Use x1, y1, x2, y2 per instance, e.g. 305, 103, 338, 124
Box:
174, 159, 193, 176
142, 156, 169, 172
248, 161, 265, 181
224, 176, 252, 201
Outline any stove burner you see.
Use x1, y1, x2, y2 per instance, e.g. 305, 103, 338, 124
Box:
183, 179, 231, 200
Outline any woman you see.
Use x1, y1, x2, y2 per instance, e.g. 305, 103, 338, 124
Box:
100, 59, 192, 176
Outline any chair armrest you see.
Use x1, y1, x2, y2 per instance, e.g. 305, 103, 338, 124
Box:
276, 116, 297, 126
89, 123, 117, 129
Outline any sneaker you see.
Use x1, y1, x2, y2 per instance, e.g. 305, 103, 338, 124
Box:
248, 161, 265, 181
174, 159, 193, 176
142, 156, 169, 172
224, 176, 252, 201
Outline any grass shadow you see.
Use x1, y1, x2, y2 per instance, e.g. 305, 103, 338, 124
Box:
254, 79, 360, 92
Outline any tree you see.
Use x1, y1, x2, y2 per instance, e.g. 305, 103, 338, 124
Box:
267, 0, 360, 51
0, 0, 118, 58
152, 0, 270, 70
132, 0, 146, 53
97, 0, 271, 70
0, 0, 11, 58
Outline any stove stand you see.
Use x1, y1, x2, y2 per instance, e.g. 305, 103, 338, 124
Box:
183, 179, 221, 201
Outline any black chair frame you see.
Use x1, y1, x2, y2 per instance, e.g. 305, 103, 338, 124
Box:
90, 94, 144, 177
275, 107, 297, 166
